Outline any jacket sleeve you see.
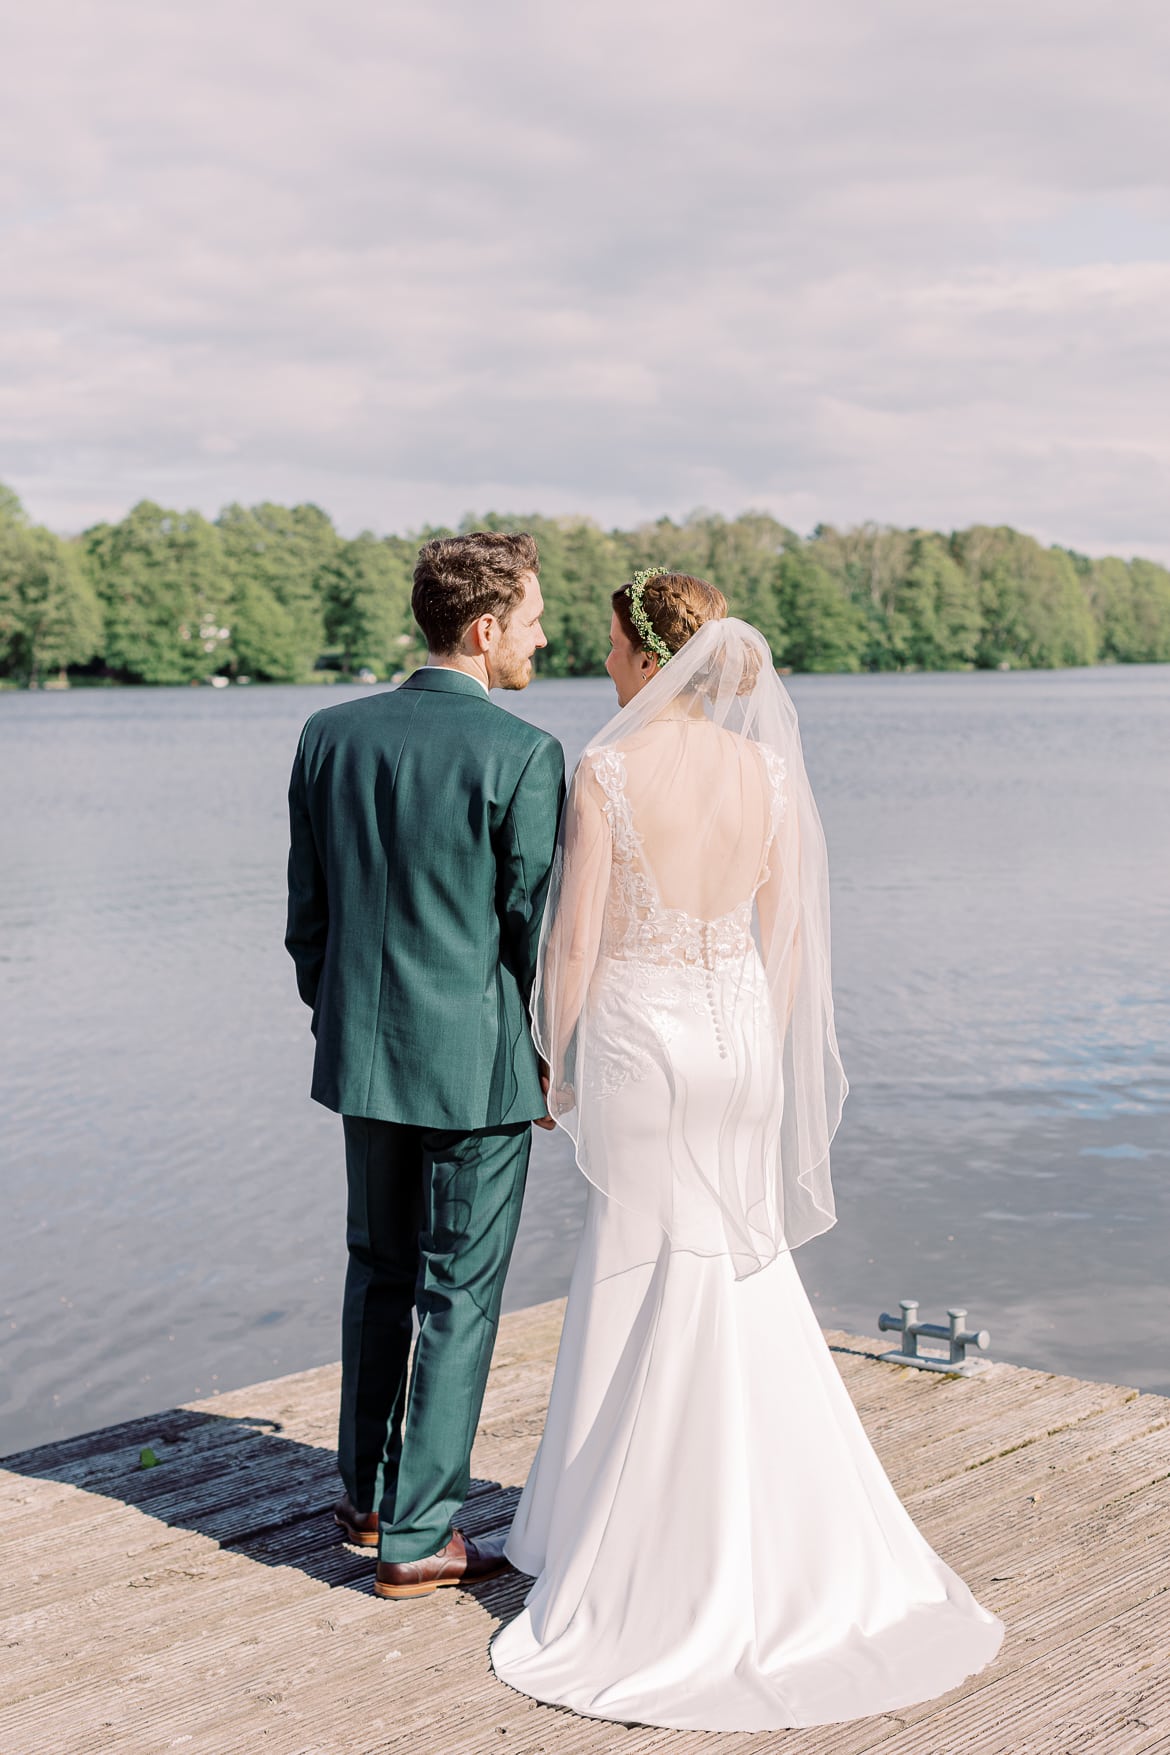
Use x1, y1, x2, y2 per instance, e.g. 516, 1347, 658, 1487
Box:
285, 719, 329, 1013
496, 735, 567, 1004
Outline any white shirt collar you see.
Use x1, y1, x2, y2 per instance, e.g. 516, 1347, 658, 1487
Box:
421, 664, 489, 694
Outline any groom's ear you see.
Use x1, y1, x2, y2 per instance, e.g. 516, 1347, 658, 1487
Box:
466, 613, 496, 656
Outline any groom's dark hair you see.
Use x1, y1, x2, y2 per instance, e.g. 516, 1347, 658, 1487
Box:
412, 531, 540, 654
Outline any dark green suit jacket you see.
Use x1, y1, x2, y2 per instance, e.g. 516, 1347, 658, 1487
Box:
286, 669, 565, 1129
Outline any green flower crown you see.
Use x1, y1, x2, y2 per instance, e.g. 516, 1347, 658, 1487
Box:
626, 566, 674, 666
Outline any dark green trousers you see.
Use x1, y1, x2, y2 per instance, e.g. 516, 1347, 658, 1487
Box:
339, 1115, 531, 1564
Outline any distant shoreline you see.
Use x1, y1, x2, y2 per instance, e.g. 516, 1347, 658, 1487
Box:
4, 655, 1168, 694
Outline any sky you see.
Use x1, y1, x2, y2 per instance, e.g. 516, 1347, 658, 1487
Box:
2, 0, 1169, 557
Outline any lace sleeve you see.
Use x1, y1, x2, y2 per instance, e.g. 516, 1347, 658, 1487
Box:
762, 746, 788, 822
588, 748, 636, 849
530, 756, 614, 1102
755, 744, 798, 989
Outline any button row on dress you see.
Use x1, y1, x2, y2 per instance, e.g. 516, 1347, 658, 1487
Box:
704, 959, 730, 1061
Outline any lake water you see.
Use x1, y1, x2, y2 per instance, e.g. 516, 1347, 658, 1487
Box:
1, 668, 1168, 1455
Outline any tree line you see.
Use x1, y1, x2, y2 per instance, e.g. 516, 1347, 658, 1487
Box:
2, 483, 1168, 686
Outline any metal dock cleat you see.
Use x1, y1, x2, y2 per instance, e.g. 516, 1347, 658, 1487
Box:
877, 1300, 992, 1376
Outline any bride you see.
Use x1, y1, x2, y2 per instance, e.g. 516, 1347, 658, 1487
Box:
489, 569, 1004, 1732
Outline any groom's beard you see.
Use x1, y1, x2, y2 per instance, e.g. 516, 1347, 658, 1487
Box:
493, 643, 534, 690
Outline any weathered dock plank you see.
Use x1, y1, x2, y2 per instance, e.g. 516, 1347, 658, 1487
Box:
1, 1300, 1167, 1755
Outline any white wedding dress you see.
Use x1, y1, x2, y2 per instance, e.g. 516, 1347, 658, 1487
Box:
490, 625, 1003, 1731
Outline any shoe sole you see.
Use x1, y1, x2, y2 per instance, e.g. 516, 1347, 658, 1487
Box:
333, 1513, 379, 1547
374, 1561, 508, 1600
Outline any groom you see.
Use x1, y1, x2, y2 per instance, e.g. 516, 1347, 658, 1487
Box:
285, 530, 565, 1598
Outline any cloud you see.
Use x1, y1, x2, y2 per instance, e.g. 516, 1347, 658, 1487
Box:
1, 0, 1169, 555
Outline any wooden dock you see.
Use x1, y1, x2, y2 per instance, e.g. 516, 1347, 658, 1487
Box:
2, 1299, 1168, 1754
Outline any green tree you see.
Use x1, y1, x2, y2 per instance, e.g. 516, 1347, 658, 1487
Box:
889, 535, 981, 669
227, 576, 304, 680
809, 524, 915, 670
775, 550, 867, 672
705, 513, 796, 659
217, 502, 338, 680
731, 554, 787, 657
321, 533, 414, 677
1125, 559, 1170, 662
707, 513, 797, 591
615, 514, 711, 583
954, 527, 1098, 669
536, 518, 628, 677
83, 502, 232, 684
0, 515, 102, 686
1087, 556, 1137, 661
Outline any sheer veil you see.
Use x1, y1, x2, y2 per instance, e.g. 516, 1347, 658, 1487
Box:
531, 616, 847, 1274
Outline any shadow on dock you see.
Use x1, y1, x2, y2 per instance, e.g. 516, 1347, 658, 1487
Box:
3, 1400, 525, 1613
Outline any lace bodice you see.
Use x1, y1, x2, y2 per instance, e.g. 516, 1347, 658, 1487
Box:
589, 744, 787, 974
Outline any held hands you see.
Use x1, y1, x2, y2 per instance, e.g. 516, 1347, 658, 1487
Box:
534, 1059, 557, 1131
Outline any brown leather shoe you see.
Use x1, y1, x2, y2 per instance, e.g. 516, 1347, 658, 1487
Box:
374, 1529, 509, 1599
334, 1494, 379, 1547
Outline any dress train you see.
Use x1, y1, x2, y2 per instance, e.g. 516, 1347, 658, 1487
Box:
491, 1189, 1004, 1732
